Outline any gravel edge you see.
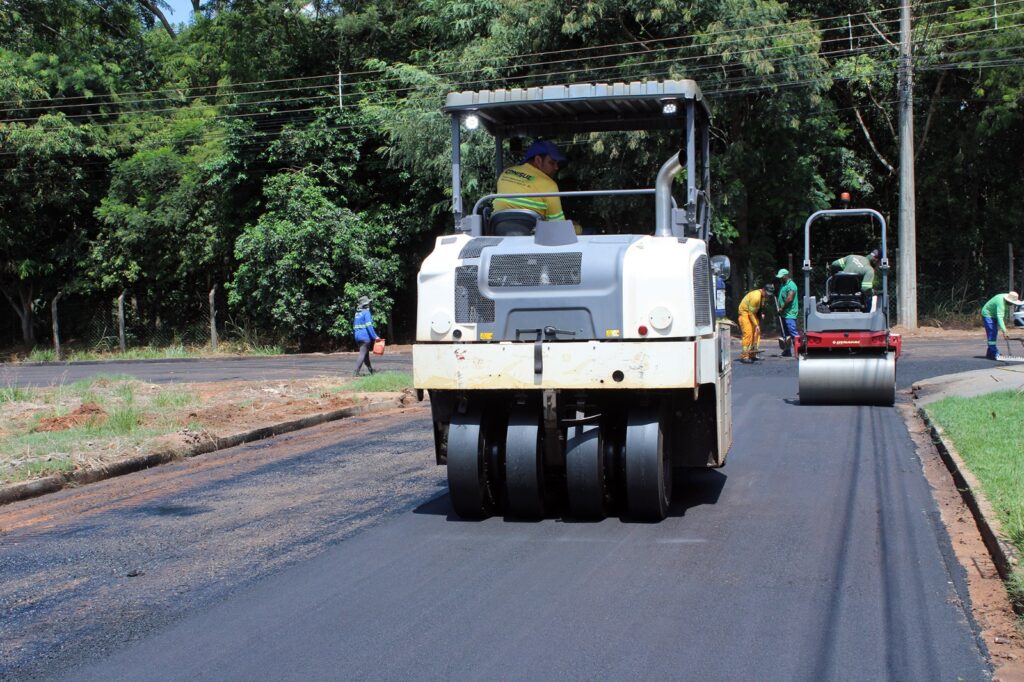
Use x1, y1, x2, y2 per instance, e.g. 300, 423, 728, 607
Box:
0, 397, 405, 507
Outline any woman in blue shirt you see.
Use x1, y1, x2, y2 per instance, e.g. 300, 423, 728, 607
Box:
353, 296, 379, 375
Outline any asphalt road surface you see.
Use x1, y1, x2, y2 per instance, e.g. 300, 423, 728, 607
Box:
1, 338, 999, 680
0, 352, 413, 387
0, 335, 994, 388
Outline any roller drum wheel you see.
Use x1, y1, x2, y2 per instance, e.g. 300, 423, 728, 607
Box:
446, 410, 491, 518
565, 422, 607, 519
798, 353, 896, 406
624, 408, 671, 521
505, 408, 545, 518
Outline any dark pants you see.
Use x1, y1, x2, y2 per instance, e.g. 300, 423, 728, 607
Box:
355, 341, 374, 375
983, 317, 999, 358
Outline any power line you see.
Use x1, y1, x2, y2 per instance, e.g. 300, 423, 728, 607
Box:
3, 42, 1019, 164
5, 10, 1020, 128
2, 0, 1016, 111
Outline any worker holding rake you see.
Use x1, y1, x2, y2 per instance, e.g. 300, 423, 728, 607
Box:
981, 291, 1022, 360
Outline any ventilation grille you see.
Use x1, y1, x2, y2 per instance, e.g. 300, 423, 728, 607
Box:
455, 266, 494, 323
693, 255, 712, 327
487, 253, 582, 287
459, 237, 503, 259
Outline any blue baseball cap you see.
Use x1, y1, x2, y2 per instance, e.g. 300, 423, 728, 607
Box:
521, 140, 566, 164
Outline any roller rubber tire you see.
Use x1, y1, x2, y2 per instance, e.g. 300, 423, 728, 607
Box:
624, 408, 671, 520
505, 408, 544, 518
446, 411, 490, 519
566, 422, 607, 519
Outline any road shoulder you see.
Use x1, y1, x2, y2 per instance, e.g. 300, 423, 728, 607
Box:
902, 366, 1024, 679
1, 376, 415, 505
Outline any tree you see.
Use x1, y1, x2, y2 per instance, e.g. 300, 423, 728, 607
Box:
0, 114, 101, 344
90, 104, 237, 325
229, 171, 399, 347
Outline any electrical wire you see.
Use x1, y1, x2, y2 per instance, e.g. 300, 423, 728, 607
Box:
2, 0, 1018, 110
5, 11, 1021, 128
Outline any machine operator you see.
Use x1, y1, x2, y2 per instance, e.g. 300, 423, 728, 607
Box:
830, 249, 880, 292
494, 140, 567, 221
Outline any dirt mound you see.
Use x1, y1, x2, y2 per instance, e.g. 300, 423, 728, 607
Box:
34, 402, 107, 432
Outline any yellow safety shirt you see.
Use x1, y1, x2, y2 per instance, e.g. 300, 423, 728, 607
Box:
738, 289, 764, 316
494, 163, 565, 220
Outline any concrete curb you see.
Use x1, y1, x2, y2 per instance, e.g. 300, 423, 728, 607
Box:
917, 406, 1021, 594
0, 398, 406, 507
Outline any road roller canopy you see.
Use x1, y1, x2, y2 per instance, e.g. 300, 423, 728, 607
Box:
444, 80, 713, 238
443, 80, 710, 137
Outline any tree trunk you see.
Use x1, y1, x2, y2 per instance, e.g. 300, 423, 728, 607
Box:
1, 284, 36, 346
731, 183, 751, 307
20, 291, 35, 346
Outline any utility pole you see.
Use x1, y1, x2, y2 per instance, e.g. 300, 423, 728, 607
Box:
898, 0, 918, 329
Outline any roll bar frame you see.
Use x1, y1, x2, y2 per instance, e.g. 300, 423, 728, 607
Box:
801, 208, 890, 331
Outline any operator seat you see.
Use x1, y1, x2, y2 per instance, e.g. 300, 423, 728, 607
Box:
826, 272, 867, 312
489, 209, 539, 236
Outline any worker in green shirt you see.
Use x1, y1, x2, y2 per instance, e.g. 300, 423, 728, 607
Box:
830, 249, 879, 293
981, 291, 1022, 360
775, 269, 799, 357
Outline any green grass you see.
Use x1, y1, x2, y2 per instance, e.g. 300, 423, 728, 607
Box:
927, 390, 1024, 615
8, 457, 76, 482
50, 374, 134, 404
65, 345, 192, 362
112, 383, 135, 405
14, 341, 286, 364
0, 386, 32, 403
346, 371, 413, 392
104, 406, 142, 434
153, 389, 196, 409
27, 347, 56, 362
242, 344, 284, 356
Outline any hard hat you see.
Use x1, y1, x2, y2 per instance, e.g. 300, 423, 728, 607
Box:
868, 249, 880, 261
775, 268, 790, 278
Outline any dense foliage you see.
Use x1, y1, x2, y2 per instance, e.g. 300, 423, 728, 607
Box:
1, 0, 1021, 347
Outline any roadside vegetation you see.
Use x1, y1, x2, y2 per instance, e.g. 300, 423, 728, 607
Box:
346, 371, 413, 393
12, 342, 285, 364
2, 1, 1021, 352
0, 372, 413, 485
926, 391, 1024, 617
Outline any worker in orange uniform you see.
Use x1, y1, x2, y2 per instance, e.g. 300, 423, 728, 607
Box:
737, 283, 773, 363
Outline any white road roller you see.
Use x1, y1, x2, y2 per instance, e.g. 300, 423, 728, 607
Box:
413, 80, 732, 520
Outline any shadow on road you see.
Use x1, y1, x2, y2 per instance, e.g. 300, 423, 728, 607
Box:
412, 468, 728, 523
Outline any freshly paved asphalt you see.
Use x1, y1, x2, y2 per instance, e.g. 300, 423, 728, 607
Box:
49, 340, 992, 681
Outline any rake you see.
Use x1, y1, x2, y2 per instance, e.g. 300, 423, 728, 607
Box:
1003, 336, 1024, 362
